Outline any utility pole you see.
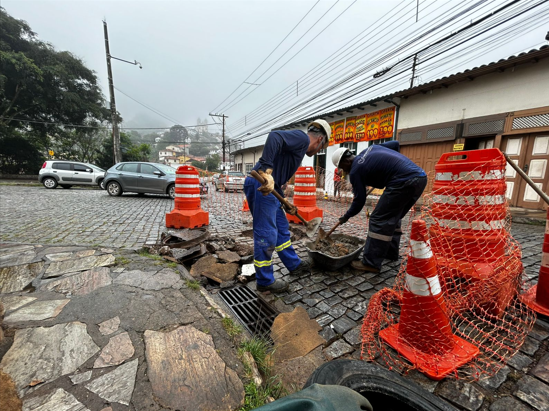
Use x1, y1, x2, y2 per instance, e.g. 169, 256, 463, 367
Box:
102, 20, 142, 165
410, 53, 418, 88
209, 113, 229, 168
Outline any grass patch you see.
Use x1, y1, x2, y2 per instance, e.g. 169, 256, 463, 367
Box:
165, 262, 178, 269
239, 378, 285, 411
114, 256, 130, 265
138, 250, 163, 261
185, 279, 200, 291
239, 337, 271, 374
221, 317, 243, 338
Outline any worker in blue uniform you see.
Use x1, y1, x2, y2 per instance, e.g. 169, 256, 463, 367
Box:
332, 141, 427, 273
245, 120, 331, 293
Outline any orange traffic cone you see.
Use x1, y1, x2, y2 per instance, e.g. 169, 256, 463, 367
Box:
520, 209, 549, 316
241, 199, 250, 212
379, 219, 479, 380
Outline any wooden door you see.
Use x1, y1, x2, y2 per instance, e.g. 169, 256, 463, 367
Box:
503, 134, 549, 210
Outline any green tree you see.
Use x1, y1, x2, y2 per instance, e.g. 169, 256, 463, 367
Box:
205, 154, 220, 171
0, 8, 110, 159
96, 132, 151, 169
0, 133, 45, 174
191, 160, 206, 170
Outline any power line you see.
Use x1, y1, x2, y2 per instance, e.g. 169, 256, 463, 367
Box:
113, 86, 183, 125
211, 0, 321, 112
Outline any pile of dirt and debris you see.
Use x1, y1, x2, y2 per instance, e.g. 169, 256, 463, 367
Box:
308, 237, 362, 258
144, 229, 255, 287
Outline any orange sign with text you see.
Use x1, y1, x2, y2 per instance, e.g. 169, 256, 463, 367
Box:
378, 107, 395, 140
328, 122, 335, 146
332, 120, 346, 145
354, 114, 367, 142
343, 116, 356, 143
366, 111, 380, 141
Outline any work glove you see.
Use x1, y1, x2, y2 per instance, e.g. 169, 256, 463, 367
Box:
283, 203, 298, 216
338, 215, 349, 225
258, 168, 274, 196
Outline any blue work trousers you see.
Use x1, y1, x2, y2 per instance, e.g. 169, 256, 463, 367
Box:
244, 177, 301, 287
363, 176, 427, 270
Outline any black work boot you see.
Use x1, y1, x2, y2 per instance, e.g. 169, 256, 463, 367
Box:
290, 260, 312, 276
257, 279, 289, 293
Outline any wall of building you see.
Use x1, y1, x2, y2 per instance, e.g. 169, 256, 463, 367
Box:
398, 59, 549, 129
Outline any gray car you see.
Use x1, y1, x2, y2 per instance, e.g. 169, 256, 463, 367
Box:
103, 162, 177, 199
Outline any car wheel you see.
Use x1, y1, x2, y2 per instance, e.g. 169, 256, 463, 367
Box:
60, 185, 72, 189
168, 184, 176, 199
304, 360, 458, 411
224, 185, 229, 193
106, 181, 122, 197
43, 177, 58, 189
98, 179, 105, 190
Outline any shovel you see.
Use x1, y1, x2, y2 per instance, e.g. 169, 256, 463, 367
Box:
250, 170, 322, 238
315, 186, 376, 246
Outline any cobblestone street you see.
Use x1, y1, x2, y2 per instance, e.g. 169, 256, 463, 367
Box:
1, 184, 548, 410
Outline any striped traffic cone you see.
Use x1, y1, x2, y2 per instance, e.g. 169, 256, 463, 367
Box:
520, 209, 549, 316
241, 199, 250, 212
379, 219, 479, 380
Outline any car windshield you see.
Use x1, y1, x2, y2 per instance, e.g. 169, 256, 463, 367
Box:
228, 172, 245, 176
155, 164, 176, 174
87, 164, 105, 172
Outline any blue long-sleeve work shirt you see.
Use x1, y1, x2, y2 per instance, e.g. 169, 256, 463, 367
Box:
342, 141, 425, 221
252, 130, 309, 196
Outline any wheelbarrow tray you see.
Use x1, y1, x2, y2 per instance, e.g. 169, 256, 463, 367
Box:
304, 234, 365, 271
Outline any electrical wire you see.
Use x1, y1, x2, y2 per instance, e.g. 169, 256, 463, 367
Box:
113, 86, 183, 125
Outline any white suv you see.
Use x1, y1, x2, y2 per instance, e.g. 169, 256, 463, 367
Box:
38, 161, 106, 189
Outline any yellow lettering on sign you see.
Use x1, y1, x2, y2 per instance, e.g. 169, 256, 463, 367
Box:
453, 144, 464, 151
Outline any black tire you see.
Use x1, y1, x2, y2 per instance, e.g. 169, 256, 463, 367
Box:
224, 185, 229, 193
42, 177, 58, 189
304, 360, 458, 411
168, 184, 176, 199
60, 185, 72, 189
106, 181, 122, 197
98, 179, 105, 190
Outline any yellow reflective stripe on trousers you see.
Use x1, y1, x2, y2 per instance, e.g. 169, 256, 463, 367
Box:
275, 240, 292, 252
254, 260, 272, 267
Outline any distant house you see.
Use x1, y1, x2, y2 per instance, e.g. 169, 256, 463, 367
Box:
166, 145, 182, 153
158, 150, 176, 160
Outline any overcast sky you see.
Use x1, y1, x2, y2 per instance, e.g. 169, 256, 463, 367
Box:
3, 0, 548, 142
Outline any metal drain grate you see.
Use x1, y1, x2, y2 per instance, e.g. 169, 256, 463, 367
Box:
219, 286, 278, 339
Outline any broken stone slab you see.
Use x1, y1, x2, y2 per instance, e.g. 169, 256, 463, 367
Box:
75, 250, 96, 258
94, 332, 134, 368
171, 244, 204, 261
45, 252, 74, 262
4, 299, 70, 324
144, 326, 244, 410
98, 316, 120, 335
271, 306, 326, 362
324, 339, 354, 360
189, 255, 239, 283
44, 254, 115, 278
477, 366, 510, 390
41, 267, 112, 296
241, 351, 262, 387
0, 261, 44, 293
0, 245, 36, 268
161, 228, 210, 249
437, 380, 484, 411
531, 352, 549, 384
70, 371, 92, 385
85, 359, 138, 406
0, 322, 99, 395
516, 375, 549, 411
23, 388, 90, 411
0, 295, 37, 314
113, 269, 183, 290
217, 250, 241, 263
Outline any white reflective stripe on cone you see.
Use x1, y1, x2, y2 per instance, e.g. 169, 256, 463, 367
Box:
542, 252, 549, 268
176, 174, 198, 179
295, 183, 316, 187
295, 192, 316, 196
435, 170, 504, 181
432, 194, 506, 205
176, 184, 200, 188
175, 194, 200, 198
298, 175, 315, 178
405, 274, 442, 296
436, 219, 506, 230
409, 240, 433, 259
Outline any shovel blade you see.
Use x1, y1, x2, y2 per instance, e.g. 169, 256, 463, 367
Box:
305, 217, 322, 238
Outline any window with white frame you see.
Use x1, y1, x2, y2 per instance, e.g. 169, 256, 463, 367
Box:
245, 163, 253, 173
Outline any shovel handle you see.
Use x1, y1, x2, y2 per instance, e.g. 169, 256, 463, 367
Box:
250, 170, 309, 225
325, 222, 340, 238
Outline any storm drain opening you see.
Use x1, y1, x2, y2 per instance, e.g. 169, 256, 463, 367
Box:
219, 286, 278, 339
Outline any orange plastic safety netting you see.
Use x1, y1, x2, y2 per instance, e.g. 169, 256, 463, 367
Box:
361, 149, 536, 381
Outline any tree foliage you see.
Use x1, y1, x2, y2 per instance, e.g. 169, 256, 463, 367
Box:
0, 8, 110, 172
96, 132, 151, 169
